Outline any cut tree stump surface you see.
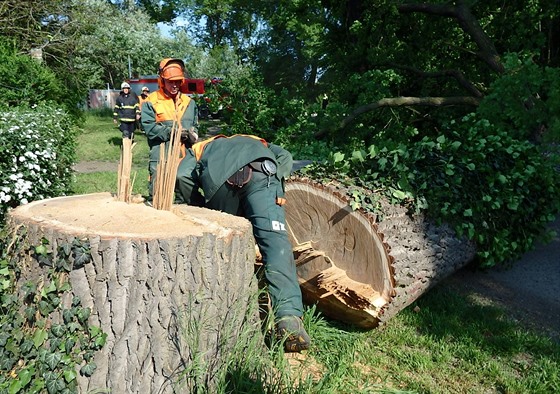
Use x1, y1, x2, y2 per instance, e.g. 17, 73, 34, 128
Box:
13, 192, 246, 238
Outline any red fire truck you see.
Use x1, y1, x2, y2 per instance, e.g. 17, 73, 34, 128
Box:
126, 75, 206, 96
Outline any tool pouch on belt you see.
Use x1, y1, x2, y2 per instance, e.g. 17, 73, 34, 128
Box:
227, 166, 252, 188
249, 159, 277, 176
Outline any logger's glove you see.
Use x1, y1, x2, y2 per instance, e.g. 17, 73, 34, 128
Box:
180, 127, 199, 148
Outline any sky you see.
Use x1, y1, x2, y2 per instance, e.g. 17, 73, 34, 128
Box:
157, 18, 189, 38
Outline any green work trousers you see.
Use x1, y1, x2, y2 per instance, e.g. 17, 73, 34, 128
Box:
207, 171, 303, 318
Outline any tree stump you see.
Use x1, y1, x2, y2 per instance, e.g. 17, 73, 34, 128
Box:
7, 192, 260, 393
284, 178, 477, 328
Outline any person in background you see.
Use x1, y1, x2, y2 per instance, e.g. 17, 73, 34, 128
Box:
113, 82, 140, 140
141, 58, 198, 201
139, 86, 150, 110
137, 86, 150, 132
174, 134, 311, 353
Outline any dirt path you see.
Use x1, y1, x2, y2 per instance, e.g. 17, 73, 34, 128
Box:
440, 216, 560, 342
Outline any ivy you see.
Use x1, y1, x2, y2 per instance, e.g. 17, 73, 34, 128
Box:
0, 229, 107, 393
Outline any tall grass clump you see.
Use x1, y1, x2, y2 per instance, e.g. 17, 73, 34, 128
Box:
0, 104, 77, 223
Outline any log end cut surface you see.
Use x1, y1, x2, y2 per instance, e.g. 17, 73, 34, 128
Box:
285, 179, 394, 328
9, 192, 251, 239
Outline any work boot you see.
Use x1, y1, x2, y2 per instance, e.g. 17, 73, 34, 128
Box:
276, 315, 311, 352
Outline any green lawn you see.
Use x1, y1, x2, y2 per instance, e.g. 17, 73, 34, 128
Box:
71, 113, 150, 197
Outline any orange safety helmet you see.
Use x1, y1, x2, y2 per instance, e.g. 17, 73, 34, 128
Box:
158, 58, 186, 80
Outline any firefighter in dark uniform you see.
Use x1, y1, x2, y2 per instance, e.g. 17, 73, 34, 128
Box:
175, 134, 311, 352
113, 82, 140, 139
141, 58, 198, 200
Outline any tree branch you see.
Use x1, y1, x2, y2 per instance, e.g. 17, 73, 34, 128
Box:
385, 63, 484, 97
398, 1, 504, 73
315, 96, 481, 138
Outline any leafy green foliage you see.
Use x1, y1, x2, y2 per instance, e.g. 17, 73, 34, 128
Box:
0, 104, 77, 223
0, 38, 64, 108
477, 53, 560, 142
0, 231, 106, 393
303, 113, 560, 267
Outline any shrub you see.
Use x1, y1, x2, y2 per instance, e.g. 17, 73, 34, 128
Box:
0, 38, 64, 108
0, 104, 77, 223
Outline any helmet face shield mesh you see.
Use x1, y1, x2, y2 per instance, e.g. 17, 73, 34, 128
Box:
160, 63, 185, 80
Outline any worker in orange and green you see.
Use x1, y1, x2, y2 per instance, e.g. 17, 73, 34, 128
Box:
141, 58, 198, 200
174, 134, 311, 353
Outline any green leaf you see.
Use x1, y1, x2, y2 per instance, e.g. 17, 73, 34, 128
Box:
35, 245, 48, 256
38, 300, 53, 316
61, 242, 72, 257
63, 309, 75, 324
44, 352, 62, 370
33, 329, 48, 349
17, 367, 34, 389
63, 368, 77, 383
45, 374, 65, 394
24, 307, 36, 321
20, 339, 34, 354
77, 308, 91, 323
80, 362, 97, 377
65, 338, 76, 354
0, 332, 9, 347
0, 357, 16, 370
351, 149, 366, 163
332, 152, 345, 163
368, 144, 378, 158
41, 281, 57, 297
8, 379, 22, 394
391, 189, 407, 200
436, 135, 446, 143
89, 325, 102, 337
94, 332, 107, 349
73, 247, 92, 268
378, 157, 387, 169
463, 209, 473, 217
51, 324, 66, 338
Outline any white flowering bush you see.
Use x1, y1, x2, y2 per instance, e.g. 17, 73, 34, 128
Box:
0, 104, 77, 223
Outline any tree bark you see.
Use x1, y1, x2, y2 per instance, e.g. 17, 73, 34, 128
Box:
284, 178, 476, 328
7, 192, 260, 393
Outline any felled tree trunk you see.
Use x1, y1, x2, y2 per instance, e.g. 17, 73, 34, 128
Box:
7, 193, 259, 393
284, 177, 476, 328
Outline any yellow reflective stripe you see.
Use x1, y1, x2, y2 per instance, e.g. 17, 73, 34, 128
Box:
191, 134, 268, 161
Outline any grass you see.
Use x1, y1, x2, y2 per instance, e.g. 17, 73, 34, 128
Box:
73, 112, 560, 394
71, 112, 150, 196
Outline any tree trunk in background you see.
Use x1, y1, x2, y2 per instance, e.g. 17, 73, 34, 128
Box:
284, 178, 476, 328
7, 193, 259, 393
